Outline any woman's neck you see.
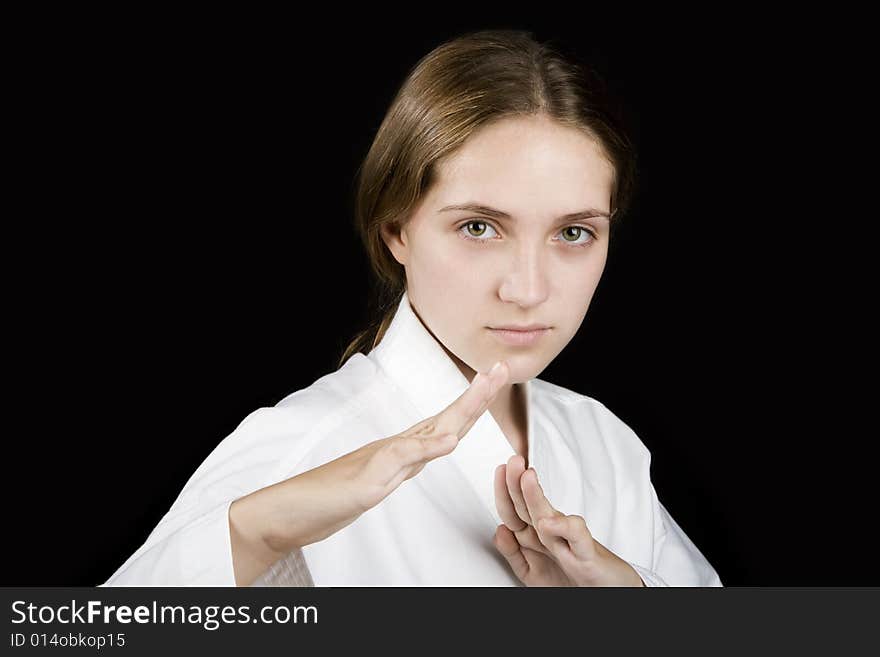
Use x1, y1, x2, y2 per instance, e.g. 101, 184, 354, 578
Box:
490, 381, 528, 463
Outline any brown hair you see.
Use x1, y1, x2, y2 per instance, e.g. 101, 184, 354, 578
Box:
338, 28, 638, 368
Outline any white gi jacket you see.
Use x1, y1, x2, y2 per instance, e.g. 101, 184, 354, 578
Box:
103, 290, 722, 587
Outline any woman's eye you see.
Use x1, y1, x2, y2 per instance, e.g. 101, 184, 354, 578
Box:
459, 220, 499, 241
557, 226, 595, 246
458, 220, 596, 248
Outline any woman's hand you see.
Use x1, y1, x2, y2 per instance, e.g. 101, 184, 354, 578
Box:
492, 455, 645, 587
230, 360, 510, 585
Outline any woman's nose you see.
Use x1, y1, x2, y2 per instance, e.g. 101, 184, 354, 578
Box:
497, 245, 550, 307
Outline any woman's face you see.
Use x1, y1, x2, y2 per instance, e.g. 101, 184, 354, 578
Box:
381, 114, 615, 383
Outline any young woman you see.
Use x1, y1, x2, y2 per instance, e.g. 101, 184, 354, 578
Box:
103, 29, 722, 587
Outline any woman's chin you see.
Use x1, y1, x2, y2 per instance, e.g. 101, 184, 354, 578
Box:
495, 355, 544, 385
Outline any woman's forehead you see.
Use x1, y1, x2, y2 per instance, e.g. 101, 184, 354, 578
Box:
433, 119, 613, 203
433, 148, 614, 217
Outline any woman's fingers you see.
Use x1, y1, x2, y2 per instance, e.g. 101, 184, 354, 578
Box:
494, 524, 563, 586
520, 468, 559, 521
365, 360, 511, 500
521, 467, 568, 553
505, 455, 532, 526
438, 360, 509, 440
493, 524, 530, 582
537, 514, 596, 562
494, 464, 528, 531
392, 360, 510, 470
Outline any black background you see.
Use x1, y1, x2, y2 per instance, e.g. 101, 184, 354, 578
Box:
6, 11, 873, 586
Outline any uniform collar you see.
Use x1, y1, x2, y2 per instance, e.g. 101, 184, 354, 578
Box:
369, 289, 535, 527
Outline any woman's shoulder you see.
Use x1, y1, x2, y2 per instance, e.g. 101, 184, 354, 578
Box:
531, 378, 652, 461
530, 377, 623, 418
233, 352, 384, 447
183, 354, 385, 494
272, 352, 381, 415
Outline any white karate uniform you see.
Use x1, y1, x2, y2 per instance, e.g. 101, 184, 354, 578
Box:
103, 290, 722, 587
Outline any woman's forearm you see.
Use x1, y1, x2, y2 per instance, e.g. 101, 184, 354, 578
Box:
228, 487, 299, 587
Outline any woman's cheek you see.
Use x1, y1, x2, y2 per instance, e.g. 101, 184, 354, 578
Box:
428, 240, 473, 274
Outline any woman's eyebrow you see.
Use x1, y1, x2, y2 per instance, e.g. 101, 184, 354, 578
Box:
438, 202, 613, 223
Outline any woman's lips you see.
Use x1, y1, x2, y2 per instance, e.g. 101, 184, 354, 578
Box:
487, 327, 552, 346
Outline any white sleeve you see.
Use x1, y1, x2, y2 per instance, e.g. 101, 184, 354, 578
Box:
101, 499, 238, 586
101, 406, 324, 587
249, 547, 315, 587
629, 486, 723, 587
